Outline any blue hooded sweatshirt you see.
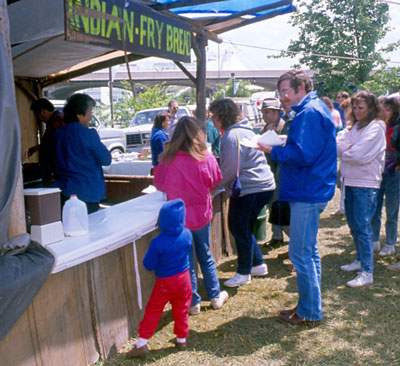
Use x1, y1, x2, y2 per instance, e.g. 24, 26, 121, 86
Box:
271, 91, 337, 203
143, 199, 192, 278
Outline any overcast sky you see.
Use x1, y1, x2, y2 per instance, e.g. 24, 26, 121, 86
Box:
205, 0, 400, 71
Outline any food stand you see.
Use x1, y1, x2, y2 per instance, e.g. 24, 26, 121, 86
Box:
0, 1, 294, 364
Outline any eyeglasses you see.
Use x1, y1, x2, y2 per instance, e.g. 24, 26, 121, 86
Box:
278, 89, 291, 98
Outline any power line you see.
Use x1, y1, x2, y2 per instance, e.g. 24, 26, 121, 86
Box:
226, 41, 400, 65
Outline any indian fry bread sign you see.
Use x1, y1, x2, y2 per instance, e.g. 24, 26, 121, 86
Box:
65, 0, 192, 63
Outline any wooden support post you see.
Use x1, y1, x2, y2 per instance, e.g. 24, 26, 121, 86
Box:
193, 32, 207, 130
0, 0, 27, 239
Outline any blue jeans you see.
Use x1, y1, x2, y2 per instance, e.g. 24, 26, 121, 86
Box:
228, 190, 274, 275
371, 170, 400, 246
345, 186, 378, 274
289, 201, 327, 322
189, 222, 221, 306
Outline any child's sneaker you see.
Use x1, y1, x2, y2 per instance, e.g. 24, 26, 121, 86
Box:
373, 241, 381, 252
211, 290, 229, 309
125, 344, 149, 357
175, 339, 187, 351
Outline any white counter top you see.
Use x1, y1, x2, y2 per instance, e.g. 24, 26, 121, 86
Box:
46, 191, 165, 274
103, 160, 152, 176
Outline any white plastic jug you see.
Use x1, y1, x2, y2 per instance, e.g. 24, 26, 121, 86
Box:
62, 195, 89, 237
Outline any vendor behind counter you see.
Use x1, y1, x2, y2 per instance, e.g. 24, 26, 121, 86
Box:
53, 94, 111, 214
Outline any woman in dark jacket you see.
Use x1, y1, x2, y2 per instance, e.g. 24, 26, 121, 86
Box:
53, 93, 111, 213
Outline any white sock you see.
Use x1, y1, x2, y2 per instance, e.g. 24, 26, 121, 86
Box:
136, 337, 148, 348
176, 337, 186, 344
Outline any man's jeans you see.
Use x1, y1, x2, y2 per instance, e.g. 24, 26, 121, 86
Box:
371, 170, 400, 246
345, 186, 378, 274
228, 190, 274, 275
189, 222, 221, 306
289, 201, 327, 322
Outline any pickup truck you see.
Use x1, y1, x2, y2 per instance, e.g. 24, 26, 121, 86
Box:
123, 106, 191, 150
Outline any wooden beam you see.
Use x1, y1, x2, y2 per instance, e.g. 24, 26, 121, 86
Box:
39, 53, 145, 88
173, 61, 196, 85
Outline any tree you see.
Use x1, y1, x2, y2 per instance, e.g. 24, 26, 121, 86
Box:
112, 82, 172, 125
213, 78, 252, 99
281, 0, 390, 95
360, 67, 400, 96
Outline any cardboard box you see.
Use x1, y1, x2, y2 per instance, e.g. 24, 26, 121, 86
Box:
24, 188, 61, 226
31, 221, 64, 246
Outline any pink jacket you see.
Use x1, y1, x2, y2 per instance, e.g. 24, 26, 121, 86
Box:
154, 151, 222, 230
337, 119, 386, 189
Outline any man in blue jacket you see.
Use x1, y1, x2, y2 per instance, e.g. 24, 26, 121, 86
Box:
258, 70, 337, 326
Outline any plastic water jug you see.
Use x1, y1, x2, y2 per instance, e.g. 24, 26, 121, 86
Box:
62, 195, 89, 236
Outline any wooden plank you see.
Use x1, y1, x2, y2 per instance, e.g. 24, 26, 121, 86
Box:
30, 265, 98, 366
0, 264, 98, 366
221, 192, 235, 256
210, 193, 223, 264
89, 230, 159, 358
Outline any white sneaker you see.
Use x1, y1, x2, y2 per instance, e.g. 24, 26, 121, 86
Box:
387, 261, 400, 272
378, 244, 395, 257
340, 260, 361, 272
224, 273, 251, 288
373, 241, 381, 252
250, 263, 268, 276
210, 290, 229, 309
189, 304, 200, 315
346, 272, 373, 288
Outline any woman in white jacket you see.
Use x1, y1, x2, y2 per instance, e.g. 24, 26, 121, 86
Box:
337, 90, 386, 288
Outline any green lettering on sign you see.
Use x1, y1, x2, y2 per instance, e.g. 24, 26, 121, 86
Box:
66, 0, 192, 63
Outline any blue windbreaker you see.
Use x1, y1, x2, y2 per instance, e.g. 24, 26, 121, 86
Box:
143, 199, 192, 278
271, 91, 337, 203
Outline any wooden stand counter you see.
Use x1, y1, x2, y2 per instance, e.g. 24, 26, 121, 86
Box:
0, 191, 234, 366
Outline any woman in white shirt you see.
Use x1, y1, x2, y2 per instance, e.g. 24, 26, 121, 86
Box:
336, 91, 386, 288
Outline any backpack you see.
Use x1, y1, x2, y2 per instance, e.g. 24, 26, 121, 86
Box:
390, 123, 400, 163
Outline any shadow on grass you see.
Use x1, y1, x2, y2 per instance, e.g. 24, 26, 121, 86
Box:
319, 215, 348, 229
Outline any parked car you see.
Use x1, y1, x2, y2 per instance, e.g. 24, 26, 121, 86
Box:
123, 106, 191, 150
51, 100, 126, 155
88, 117, 126, 155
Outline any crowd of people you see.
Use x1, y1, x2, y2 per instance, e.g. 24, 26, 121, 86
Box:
29, 70, 400, 357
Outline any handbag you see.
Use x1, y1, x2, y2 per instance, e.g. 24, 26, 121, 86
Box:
231, 130, 242, 198
268, 201, 290, 226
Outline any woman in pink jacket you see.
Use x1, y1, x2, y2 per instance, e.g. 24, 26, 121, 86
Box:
337, 91, 386, 288
154, 116, 229, 315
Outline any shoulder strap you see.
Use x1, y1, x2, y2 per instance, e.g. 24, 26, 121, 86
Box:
233, 129, 240, 176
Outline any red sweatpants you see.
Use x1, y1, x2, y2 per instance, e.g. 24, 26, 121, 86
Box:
138, 270, 192, 339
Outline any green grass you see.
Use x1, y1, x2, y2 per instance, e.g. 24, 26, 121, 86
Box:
94, 190, 400, 365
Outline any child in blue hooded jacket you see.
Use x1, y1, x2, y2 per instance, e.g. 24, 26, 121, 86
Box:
126, 199, 192, 357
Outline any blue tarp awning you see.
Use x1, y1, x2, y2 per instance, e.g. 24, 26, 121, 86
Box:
151, 0, 296, 34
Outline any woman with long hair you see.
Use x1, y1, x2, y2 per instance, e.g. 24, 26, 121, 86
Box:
154, 116, 228, 315
53, 93, 111, 213
209, 98, 275, 288
371, 97, 400, 256
337, 91, 386, 287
